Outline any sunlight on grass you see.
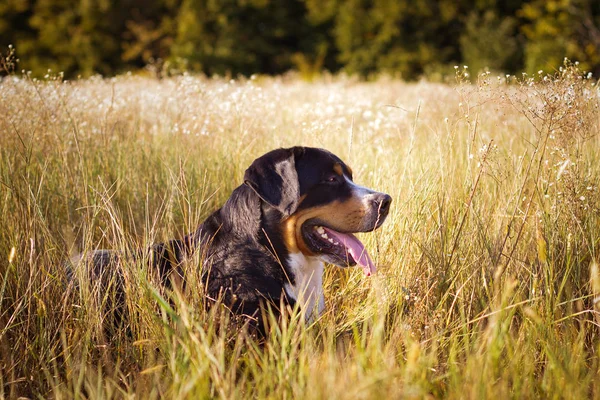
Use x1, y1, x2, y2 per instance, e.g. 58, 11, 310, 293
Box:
1, 63, 599, 398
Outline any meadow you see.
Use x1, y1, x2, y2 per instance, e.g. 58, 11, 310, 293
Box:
1, 64, 600, 398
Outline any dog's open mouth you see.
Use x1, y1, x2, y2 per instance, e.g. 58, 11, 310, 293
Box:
302, 224, 376, 276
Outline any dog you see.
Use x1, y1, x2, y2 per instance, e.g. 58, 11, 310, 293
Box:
74, 146, 391, 334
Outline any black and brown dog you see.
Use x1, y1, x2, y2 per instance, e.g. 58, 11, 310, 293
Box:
75, 146, 391, 332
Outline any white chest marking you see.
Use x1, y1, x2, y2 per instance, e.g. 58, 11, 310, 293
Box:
284, 252, 325, 322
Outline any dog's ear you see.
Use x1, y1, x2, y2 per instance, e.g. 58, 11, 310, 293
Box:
244, 147, 303, 216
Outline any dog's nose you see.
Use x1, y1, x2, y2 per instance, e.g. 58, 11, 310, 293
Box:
373, 193, 392, 216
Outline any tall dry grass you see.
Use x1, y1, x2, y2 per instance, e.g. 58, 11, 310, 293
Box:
1, 62, 599, 398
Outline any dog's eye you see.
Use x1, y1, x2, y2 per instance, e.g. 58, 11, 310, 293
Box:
322, 175, 339, 184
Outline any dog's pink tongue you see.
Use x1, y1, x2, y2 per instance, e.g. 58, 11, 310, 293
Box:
323, 227, 376, 276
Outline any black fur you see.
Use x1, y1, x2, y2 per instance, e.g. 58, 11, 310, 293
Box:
189, 182, 293, 321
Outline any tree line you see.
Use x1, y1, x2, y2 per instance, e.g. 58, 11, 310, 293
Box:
1, 0, 599, 79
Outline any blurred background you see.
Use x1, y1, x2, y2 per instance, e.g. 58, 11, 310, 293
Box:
1, 0, 600, 80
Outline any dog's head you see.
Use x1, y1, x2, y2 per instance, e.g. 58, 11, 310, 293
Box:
244, 147, 391, 275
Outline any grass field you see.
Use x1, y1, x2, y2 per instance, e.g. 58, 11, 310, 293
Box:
1, 64, 600, 398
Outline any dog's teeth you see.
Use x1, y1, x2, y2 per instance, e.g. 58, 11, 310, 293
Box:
334, 241, 339, 245
316, 226, 325, 234
321, 233, 328, 239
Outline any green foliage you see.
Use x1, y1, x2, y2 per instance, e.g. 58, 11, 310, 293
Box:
520, 0, 600, 74
459, 10, 520, 74
305, 0, 464, 78
2, 0, 600, 79
22, 0, 122, 76
171, 0, 324, 76
120, 0, 181, 67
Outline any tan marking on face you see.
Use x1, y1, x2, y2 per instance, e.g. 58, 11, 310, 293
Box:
282, 215, 309, 254
333, 163, 344, 176
281, 194, 308, 253
281, 197, 367, 256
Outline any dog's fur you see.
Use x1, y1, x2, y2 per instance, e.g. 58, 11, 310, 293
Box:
73, 146, 391, 334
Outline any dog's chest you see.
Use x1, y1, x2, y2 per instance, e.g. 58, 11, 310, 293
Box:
284, 252, 325, 322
